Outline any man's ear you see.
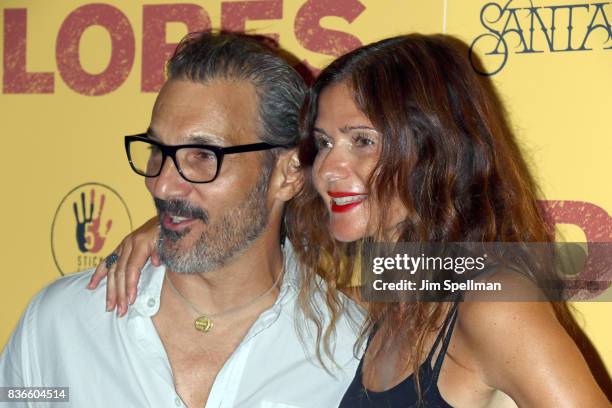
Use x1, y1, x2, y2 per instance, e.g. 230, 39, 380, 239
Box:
271, 149, 303, 202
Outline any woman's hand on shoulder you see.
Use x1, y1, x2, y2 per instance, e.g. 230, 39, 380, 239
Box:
457, 300, 608, 407
87, 216, 160, 317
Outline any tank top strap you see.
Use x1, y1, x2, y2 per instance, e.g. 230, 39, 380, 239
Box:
429, 302, 459, 383
367, 321, 380, 345
425, 302, 459, 369
357, 322, 380, 369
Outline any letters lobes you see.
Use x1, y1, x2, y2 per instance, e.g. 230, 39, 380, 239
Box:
3, 8, 54, 93
541, 200, 612, 299
56, 4, 134, 96
142, 4, 211, 92
469, 1, 612, 76
295, 0, 364, 56
3, 1, 366, 95
221, 0, 283, 39
4, 5, 135, 95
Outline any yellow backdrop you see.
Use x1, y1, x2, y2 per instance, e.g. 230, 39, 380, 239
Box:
1, 0, 610, 376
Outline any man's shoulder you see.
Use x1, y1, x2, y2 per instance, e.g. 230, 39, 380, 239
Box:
29, 269, 107, 322
45, 268, 98, 292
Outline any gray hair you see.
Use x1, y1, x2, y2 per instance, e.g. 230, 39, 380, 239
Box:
167, 32, 306, 150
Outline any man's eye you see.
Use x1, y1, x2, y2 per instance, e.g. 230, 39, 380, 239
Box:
195, 150, 216, 160
184, 148, 216, 162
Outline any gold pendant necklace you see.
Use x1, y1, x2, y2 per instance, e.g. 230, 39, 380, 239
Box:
164, 270, 283, 333
194, 316, 214, 333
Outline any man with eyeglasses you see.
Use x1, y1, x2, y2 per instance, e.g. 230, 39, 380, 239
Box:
0, 32, 361, 407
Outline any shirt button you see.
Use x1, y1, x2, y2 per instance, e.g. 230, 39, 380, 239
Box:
174, 396, 181, 406
147, 298, 156, 308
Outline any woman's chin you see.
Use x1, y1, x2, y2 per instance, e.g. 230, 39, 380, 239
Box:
329, 225, 367, 243
327, 209, 370, 242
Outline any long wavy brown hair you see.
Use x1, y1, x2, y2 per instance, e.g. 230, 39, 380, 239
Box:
286, 34, 566, 397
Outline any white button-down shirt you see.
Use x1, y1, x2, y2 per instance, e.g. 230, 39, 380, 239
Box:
1, 246, 364, 407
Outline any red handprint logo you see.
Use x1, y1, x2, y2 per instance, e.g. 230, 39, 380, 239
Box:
73, 189, 113, 254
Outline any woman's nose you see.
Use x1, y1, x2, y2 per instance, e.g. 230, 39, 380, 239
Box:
316, 145, 354, 183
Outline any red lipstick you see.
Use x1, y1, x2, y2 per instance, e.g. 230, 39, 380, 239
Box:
328, 191, 367, 213
328, 192, 364, 197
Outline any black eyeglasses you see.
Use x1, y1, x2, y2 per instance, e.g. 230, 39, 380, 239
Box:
125, 134, 287, 183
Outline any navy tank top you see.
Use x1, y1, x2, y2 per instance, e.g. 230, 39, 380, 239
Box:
339, 303, 459, 407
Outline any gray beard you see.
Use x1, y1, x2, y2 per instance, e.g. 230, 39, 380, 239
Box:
156, 170, 270, 274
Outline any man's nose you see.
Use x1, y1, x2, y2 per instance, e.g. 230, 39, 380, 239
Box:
145, 156, 191, 199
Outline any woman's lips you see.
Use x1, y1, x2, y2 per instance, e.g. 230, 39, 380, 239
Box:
328, 192, 368, 213
331, 201, 365, 213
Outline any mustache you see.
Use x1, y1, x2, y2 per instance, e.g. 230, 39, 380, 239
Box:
154, 198, 208, 223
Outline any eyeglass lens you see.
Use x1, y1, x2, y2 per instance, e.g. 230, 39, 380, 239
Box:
129, 140, 218, 183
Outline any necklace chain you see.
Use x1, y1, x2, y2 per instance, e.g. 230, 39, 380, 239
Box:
164, 268, 283, 333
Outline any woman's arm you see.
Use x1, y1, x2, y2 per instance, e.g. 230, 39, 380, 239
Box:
87, 216, 159, 316
458, 300, 608, 407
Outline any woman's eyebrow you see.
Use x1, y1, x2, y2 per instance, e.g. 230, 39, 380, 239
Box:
313, 127, 330, 136
339, 125, 378, 133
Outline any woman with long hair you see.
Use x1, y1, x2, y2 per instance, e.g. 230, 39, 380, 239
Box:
90, 34, 608, 406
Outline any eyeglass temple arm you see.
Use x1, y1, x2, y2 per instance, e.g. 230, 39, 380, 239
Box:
222, 143, 291, 155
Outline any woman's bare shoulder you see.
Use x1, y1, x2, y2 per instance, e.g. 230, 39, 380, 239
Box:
454, 300, 607, 406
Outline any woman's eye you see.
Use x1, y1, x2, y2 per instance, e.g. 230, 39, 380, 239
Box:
314, 136, 332, 150
354, 134, 375, 146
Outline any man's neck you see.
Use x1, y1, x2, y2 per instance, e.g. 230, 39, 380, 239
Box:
164, 233, 285, 315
